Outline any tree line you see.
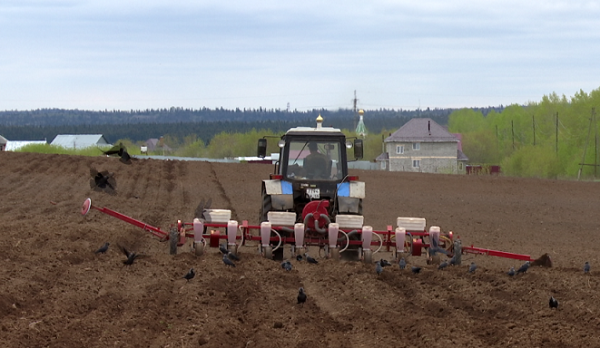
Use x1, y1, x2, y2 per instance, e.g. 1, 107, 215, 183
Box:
0, 106, 481, 127
448, 87, 600, 179
0, 107, 472, 143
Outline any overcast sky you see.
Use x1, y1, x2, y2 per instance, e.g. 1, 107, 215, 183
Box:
1, 0, 599, 112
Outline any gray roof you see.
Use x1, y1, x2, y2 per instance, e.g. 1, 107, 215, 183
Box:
0, 135, 7, 145
385, 118, 458, 143
51, 134, 110, 149
457, 149, 469, 161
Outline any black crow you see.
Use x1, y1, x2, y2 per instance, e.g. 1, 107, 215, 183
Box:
516, 261, 530, 274
95, 242, 110, 254
222, 254, 236, 267
376, 261, 383, 275
183, 268, 195, 282
398, 257, 406, 270
219, 244, 229, 255
118, 245, 142, 265
379, 259, 392, 267
549, 296, 559, 309
281, 260, 293, 271
297, 287, 307, 305
468, 262, 477, 273
89, 168, 117, 194
304, 253, 318, 264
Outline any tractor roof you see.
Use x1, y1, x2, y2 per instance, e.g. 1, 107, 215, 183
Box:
285, 126, 343, 136
285, 115, 343, 136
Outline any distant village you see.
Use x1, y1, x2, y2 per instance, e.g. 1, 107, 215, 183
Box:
1, 117, 477, 175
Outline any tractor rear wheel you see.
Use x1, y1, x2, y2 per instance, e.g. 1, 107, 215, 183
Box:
260, 186, 272, 223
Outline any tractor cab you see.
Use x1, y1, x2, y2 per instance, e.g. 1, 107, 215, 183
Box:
257, 115, 364, 230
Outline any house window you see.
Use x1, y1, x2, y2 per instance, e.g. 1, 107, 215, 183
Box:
413, 160, 420, 168
396, 145, 404, 154
412, 143, 420, 150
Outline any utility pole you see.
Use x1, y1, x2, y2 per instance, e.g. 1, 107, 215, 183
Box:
511, 120, 515, 150
532, 114, 536, 146
578, 108, 597, 180
555, 112, 559, 154
594, 108, 597, 177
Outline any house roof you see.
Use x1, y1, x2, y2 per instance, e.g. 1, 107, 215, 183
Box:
457, 149, 469, 161
146, 138, 172, 152
0, 135, 7, 145
385, 118, 458, 143
375, 152, 389, 161
51, 134, 110, 149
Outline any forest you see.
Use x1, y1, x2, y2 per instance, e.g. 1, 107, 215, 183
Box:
0, 106, 496, 143
448, 88, 600, 179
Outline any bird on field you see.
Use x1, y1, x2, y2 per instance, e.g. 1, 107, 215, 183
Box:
507, 267, 516, 276
379, 259, 392, 267
102, 142, 132, 165
399, 257, 406, 270
118, 245, 143, 265
411, 266, 421, 274
438, 260, 449, 270
227, 251, 240, 261
281, 260, 293, 271
297, 287, 307, 305
468, 262, 477, 273
376, 261, 383, 275
182, 268, 195, 282
584, 262, 591, 274
549, 296, 559, 309
449, 254, 458, 266
516, 261, 530, 274
296, 254, 303, 261
95, 242, 110, 254
222, 254, 236, 267
89, 168, 117, 195
304, 253, 318, 264
219, 244, 229, 255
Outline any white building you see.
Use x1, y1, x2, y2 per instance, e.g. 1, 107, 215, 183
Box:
50, 134, 110, 149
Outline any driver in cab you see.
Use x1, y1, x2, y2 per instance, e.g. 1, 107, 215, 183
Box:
303, 142, 329, 179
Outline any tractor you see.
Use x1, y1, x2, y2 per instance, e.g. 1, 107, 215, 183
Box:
257, 115, 365, 259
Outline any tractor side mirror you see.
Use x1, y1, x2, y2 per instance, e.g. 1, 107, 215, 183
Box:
257, 138, 267, 158
354, 139, 363, 160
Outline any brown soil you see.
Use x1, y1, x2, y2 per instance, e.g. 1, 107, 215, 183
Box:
1, 151, 600, 348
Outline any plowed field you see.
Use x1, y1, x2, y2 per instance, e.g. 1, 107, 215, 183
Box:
1, 151, 600, 348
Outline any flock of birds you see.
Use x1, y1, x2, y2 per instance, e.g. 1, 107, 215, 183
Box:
95, 239, 592, 309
